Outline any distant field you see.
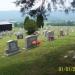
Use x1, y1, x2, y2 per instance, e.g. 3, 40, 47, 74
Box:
0, 26, 75, 75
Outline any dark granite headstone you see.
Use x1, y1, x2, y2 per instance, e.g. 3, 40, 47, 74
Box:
47, 31, 54, 41
17, 34, 23, 39
5, 40, 19, 56
60, 30, 64, 36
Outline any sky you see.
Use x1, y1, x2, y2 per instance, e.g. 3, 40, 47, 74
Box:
0, 0, 73, 11
31, 0, 73, 12
0, 0, 20, 11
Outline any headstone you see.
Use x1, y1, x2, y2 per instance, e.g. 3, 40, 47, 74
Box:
5, 40, 19, 56
16, 32, 23, 39
60, 30, 64, 36
17, 33, 23, 39
44, 30, 48, 37
47, 31, 54, 41
25, 35, 38, 49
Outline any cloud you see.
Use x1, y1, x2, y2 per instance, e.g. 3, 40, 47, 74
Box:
31, 0, 74, 11
0, 0, 20, 11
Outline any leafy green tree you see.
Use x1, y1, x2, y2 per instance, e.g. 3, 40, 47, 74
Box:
24, 16, 29, 29
15, 0, 75, 17
36, 14, 44, 28
24, 16, 37, 35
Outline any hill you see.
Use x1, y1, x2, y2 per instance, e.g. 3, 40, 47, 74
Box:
0, 11, 24, 22
0, 11, 75, 23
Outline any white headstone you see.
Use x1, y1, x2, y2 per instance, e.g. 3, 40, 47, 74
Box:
25, 35, 38, 49
44, 30, 48, 37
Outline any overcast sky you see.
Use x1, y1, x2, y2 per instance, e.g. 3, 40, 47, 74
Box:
0, 0, 20, 11
0, 0, 73, 11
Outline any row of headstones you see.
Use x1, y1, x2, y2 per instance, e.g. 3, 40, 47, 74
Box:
44, 30, 65, 41
0, 31, 14, 39
4, 29, 70, 56
5, 35, 38, 56
0, 28, 25, 39
5, 30, 64, 56
0, 31, 8, 39
0, 31, 24, 39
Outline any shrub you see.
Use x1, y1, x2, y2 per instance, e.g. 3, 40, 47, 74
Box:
24, 16, 37, 35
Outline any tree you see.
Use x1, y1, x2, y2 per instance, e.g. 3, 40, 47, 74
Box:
24, 16, 29, 29
36, 14, 44, 28
15, 0, 75, 15
15, 0, 75, 26
24, 16, 37, 35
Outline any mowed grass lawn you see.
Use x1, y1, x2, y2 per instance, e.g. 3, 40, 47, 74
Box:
0, 26, 75, 75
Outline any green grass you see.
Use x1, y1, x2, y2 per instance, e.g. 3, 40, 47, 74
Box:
0, 26, 75, 75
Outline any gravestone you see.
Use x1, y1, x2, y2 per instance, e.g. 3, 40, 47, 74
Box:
60, 30, 64, 36
47, 31, 54, 41
16, 32, 23, 39
25, 35, 38, 49
5, 40, 19, 56
44, 30, 48, 37
17, 33, 23, 39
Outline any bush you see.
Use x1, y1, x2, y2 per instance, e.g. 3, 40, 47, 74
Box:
24, 16, 38, 35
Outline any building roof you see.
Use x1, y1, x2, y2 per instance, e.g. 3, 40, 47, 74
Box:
0, 21, 12, 25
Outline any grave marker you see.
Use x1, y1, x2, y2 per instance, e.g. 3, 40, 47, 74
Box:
5, 40, 19, 56
60, 30, 64, 36
44, 30, 48, 37
47, 31, 54, 41
17, 33, 23, 39
25, 35, 38, 49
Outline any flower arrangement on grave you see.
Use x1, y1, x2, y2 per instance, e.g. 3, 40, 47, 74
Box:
32, 40, 40, 46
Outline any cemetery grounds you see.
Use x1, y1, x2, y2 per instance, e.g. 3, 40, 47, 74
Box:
0, 26, 75, 75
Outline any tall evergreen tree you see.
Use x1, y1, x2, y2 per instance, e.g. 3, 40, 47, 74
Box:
36, 14, 44, 28
24, 16, 37, 35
